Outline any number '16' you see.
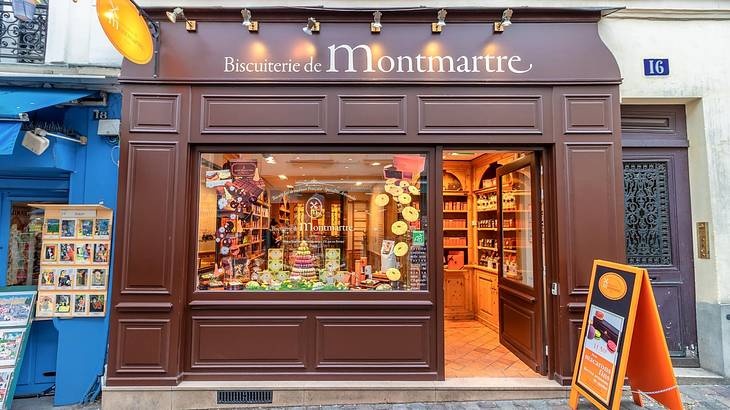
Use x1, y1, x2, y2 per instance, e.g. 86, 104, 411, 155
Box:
647, 59, 667, 75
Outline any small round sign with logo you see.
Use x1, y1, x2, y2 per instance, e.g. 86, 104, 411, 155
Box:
598, 272, 628, 301
96, 0, 154, 64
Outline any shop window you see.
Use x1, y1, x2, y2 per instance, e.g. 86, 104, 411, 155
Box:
6, 204, 44, 286
196, 152, 429, 292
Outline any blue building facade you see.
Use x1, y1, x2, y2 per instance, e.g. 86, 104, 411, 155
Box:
0, 91, 120, 405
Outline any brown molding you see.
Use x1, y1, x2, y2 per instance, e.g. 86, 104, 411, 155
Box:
115, 302, 174, 312
188, 299, 435, 309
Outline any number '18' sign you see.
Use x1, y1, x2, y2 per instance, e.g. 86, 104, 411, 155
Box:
643, 58, 669, 76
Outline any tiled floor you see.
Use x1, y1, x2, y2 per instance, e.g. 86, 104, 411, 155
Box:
445, 320, 540, 378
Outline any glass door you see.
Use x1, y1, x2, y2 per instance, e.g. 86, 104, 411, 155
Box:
496, 153, 545, 373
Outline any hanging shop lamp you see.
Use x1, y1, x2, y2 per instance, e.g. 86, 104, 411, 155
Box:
166, 7, 196, 32
432, 9, 446, 33
241, 8, 258, 32
303, 17, 320, 35
371, 11, 382, 33
494, 8, 513, 33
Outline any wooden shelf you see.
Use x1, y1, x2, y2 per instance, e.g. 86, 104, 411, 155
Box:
443, 245, 468, 249
474, 265, 498, 274
477, 228, 498, 231
444, 227, 468, 231
443, 192, 467, 196
443, 209, 468, 213
477, 246, 498, 251
477, 208, 497, 212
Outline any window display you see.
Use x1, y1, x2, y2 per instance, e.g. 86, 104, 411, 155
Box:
196, 152, 429, 292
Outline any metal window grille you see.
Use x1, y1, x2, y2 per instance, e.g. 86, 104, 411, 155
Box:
0, 1, 48, 64
217, 390, 273, 405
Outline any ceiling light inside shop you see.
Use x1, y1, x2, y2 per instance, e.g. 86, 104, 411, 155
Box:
356, 181, 363, 186
166, 7, 196, 32
278, 174, 288, 180
241, 8, 258, 32
371, 162, 381, 166
303, 17, 320, 35
371, 11, 382, 33
494, 8, 513, 33
432, 9, 446, 33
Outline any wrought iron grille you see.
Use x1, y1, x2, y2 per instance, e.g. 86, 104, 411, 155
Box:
0, 1, 48, 64
623, 161, 672, 266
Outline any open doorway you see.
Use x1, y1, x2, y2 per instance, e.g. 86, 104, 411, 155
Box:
442, 149, 545, 378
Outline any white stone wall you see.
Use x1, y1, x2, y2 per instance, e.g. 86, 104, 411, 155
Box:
45, 0, 122, 67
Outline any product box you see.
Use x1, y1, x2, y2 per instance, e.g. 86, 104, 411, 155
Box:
446, 251, 464, 270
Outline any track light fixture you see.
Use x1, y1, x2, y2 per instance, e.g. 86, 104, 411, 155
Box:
494, 8, 513, 33
371, 11, 382, 33
166, 7, 196, 32
303, 17, 320, 35
432, 9, 446, 33
241, 9, 258, 32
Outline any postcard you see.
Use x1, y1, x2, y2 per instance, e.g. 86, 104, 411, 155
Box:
0, 328, 24, 366
56, 268, 73, 289
93, 243, 109, 264
42, 243, 58, 263
60, 219, 76, 239
73, 295, 88, 316
90, 268, 107, 289
74, 268, 89, 289
54, 294, 72, 316
0, 368, 13, 408
75, 243, 92, 264
36, 295, 54, 317
94, 219, 111, 239
59, 243, 75, 263
0, 292, 34, 327
44, 218, 60, 238
77, 219, 94, 239
88, 294, 106, 316
39, 269, 56, 290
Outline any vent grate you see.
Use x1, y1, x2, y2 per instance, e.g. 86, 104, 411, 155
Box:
217, 390, 273, 405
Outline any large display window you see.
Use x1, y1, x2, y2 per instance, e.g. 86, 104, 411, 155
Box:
196, 152, 429, 292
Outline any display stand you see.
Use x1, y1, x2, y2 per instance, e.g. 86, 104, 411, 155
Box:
30, 204, 113, 318
569, 260, 683, 410
0, 286, 36, 410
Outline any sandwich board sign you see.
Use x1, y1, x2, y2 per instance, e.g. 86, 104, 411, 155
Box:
569, 260, 683, 410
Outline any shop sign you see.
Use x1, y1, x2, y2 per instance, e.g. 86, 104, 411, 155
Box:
224, 44, 533, 75
569, 260, 682, 410
643, 58, 669, 76
96, 0, 153, 64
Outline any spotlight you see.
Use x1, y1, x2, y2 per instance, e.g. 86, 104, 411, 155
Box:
432, 9, 446, 33
241, 9, 258, 32
166, 7, 196, 32
303, 17, 320, 35
494, 8, 513, 33
22, 130, 49, 155
371, 11, 382, 33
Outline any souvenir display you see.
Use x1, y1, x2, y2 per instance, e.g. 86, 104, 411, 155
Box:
32, 205, 113, 318
195, 153, 429, 292
0, 289, 37, 410
0, 368, 13, 409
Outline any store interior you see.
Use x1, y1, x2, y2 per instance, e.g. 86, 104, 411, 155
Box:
442, 149, 539, 378
195, 149, 541, 378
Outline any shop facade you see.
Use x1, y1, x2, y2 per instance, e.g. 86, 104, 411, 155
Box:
104, 7, 627, 399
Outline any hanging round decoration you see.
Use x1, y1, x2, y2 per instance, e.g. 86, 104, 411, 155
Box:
391, 221, 408, 236
408, 185, 420, 195
96, 0, 154, 65
390, 186, 404, 196
398, 193, 412, 205
394, 241, 409, 257
399, 180, 410, 188
386, 268, 402, 281
385, 178, 397, 185
402, 206, 420, 222
384, 184, 397, 195
375, 193, 390, 207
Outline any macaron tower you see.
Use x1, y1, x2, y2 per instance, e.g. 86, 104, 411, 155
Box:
291, 241, 317, 282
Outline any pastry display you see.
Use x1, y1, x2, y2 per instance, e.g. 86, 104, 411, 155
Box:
291, 241, 317, 281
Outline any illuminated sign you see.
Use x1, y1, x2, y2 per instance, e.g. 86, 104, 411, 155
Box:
224, 43, 532, 75
96, 0, 153, 65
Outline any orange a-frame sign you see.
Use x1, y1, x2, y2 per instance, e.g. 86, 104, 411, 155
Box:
569, 260, 683, 410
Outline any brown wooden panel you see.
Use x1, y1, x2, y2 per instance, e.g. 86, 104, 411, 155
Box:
567, 317, 584, 374
418, 96, 543, 134
564, 95, 612, 134
563, 143, 620, 294
119, 143, 177, 294
201, 95, 326, 134
500, 297, 535, 358
339, 95, 406, 134
129, 94, 181, 133
190, 316, 307, 368
621, 105, 688, 147
116, 319, 170, 373
315, 316, 430, 368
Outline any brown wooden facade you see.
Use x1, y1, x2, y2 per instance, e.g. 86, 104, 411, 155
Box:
107, 8, 625, 386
